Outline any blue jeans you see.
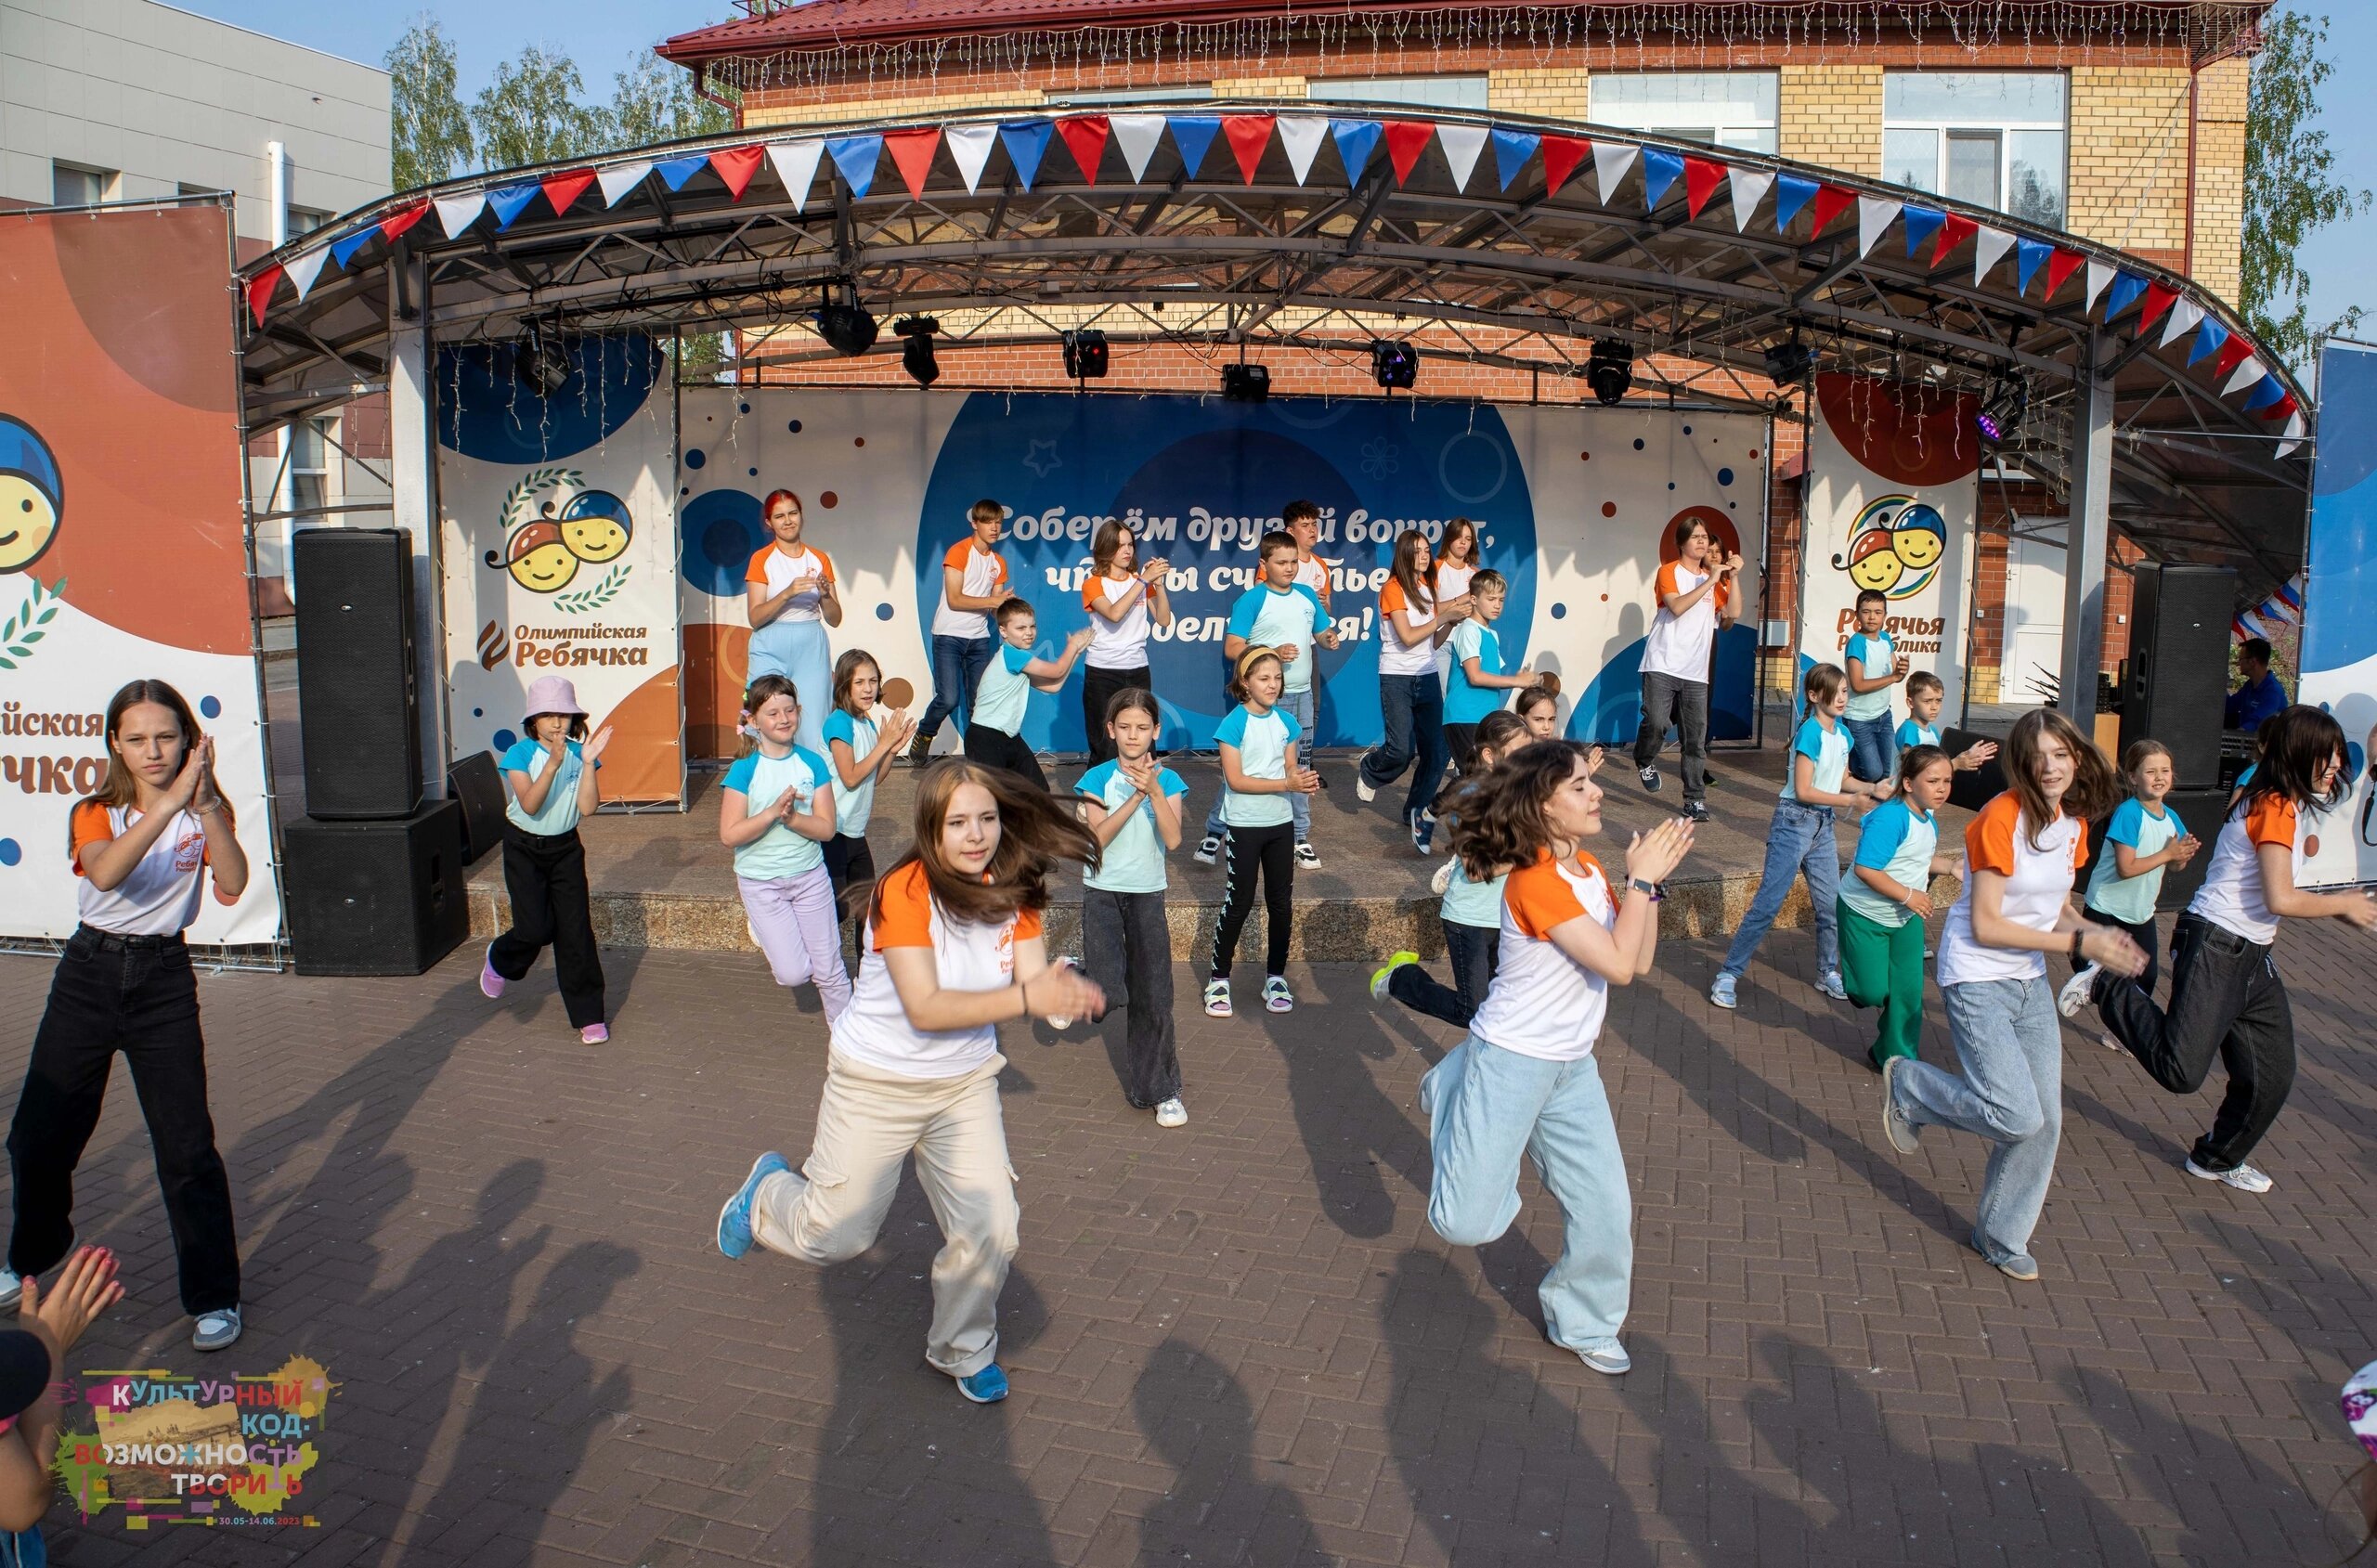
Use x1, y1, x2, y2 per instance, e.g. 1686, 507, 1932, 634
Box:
920, 634, 993, 743
1844, 710, 1897, 784
1890, 978, 2063, 1265
1205, 686, 1312, 840
1422, 1037, 1631, 1347
1719, 799, 1840, 981
1360, 673, 1448, 823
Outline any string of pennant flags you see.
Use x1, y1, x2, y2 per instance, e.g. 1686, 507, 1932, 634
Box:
243, 110, 2305, 458
2234, 571, 2306, 645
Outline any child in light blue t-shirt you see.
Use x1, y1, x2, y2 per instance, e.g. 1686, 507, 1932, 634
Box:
2075, 739, 2200, 999
1205, 646, 1318, 1019
821, 649, 917, 963
1443, 570, 1535, 771
1076, 688, 1191, 1126
486, 675, 615, 1043
1838, 746, 1962, 1071
721, 674, 849, 1019
1842, 590, 1905, 784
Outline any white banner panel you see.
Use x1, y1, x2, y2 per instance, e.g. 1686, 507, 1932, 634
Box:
2297, 339, 2377, 888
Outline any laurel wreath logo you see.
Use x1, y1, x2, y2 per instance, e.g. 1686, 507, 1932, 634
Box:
500, 467, 584, 528
552, 563, 629, 615
0, 576, 65, 671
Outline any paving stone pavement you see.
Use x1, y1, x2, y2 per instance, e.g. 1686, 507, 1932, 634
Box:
5, 912, 2374, 1566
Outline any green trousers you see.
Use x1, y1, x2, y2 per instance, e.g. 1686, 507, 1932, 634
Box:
1837, 899, 1926, 1068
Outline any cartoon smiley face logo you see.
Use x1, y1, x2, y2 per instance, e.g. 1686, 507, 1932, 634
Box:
0, 415, 65, 574
1839, 528, 1906, 593
559, 491, 632, 563
1890, 504, 1947, 571
485, 521, 580, 593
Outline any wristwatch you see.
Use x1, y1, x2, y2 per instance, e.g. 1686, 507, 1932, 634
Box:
1629, 877, 1663, 901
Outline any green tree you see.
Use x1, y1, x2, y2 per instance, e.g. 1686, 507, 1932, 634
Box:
2241, 11, 2371, 366
471, 45, 608, 171
386, 17, 474, 189
604, 55, 732, 150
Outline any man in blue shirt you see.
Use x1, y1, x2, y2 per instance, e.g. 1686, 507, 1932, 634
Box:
2224, 637, 2288, 731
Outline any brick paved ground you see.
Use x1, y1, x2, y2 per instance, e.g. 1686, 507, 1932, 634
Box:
7, 912, 2375, 1566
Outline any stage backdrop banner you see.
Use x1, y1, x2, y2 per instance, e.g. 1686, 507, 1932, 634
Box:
676, 391, 1767, 756
1799, 373, 1980, 716
0, 205, 279, 943
436, 336, 683, 803
2297, 338, 2377, 890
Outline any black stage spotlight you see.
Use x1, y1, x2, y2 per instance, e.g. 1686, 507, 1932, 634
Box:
1222, 363, 1269, 403
1976, 374, 2028, 447
513, 320, 575, 395
1062, 329, 1109, 380
894, 316, 941, 385
1762, 335, 1814, 389
1585, 339, 1633, 407
1371, 339, 1418, 390
815, 290, 879, 357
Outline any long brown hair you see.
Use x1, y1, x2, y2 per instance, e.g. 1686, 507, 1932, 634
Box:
1091, 518, 1135, 576
2241, 704, 2352, 818
1448, 740, 1587, 883
2001, 707, 2121, 850
868, 758, 1098, 929
73, 680, 233, 842
1388, 529, 1434, 616
1432, 710, 1529, 820
1435, 517, 1479, 574
829, 648, 878, 718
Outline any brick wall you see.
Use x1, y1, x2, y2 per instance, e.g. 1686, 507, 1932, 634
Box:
2189, 56, 2248, 305
2068, 65, 2191, 274
1778, 63, 1884, 177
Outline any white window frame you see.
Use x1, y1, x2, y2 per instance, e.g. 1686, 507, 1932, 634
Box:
1306, 75, 1490, 111
1587, 71, 1778, 154
51, 162, 118, 207
1881, 71, 2067, 227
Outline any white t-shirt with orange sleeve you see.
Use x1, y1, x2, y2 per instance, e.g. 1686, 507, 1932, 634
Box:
829, 861, 1042, 1079
1935, 793, 2086, 987
1640, 562, 1730, 682
2188, 792, 2300, 946
1466, 849, 1618, 1061
70, 801, 235, 936
930, 539, 1010, 641
1082, 571, 1150, 669
1376, 576, 1438, 678
745, 544, 838, 624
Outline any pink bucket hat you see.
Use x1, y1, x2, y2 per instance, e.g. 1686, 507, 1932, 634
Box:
521, 675, 588, 723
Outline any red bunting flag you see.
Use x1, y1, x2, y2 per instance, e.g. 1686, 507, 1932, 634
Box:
1930, 212, 1978, 266
2137, 282, 2179, 333
881, 129, 941, 199
2257, 392, 2299, 421
1538, 135, 1589, 195
1682, 157, 1725, 218
1808, 184, 1854, 237
1383, 121, 1435, 186
245, 264, 281, 327
2042, 248, 2085, 299
709, 146, 766, 201
1222, 114, 1274, 184
2211, 334, 2255, 382
377, 201, 431, 243
1056, 117, 1110, 185
539, 169, 597, 218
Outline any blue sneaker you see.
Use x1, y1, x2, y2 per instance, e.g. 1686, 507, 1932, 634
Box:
955, 1364, 1010, 1403
717, 1152, 789, 1261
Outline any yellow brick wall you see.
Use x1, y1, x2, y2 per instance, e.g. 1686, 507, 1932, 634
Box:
1778, 64, 1883, 177
1488, 68, 1590, 119
2190, 56, 2248, 306
1209, 75, 1307, 97
2067, 66, 2191, 262
744, 87, 1046, 128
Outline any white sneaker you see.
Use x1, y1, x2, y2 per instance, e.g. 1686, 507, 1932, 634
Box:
1154, 1098, 1188, 1128
1708, 972, 1738, 1010
1355, 774, 1377, 803
1815, 970, 1849, 1002
2057, 964, 2103, 1019
1193, 835, 1222, 866
192, 1306, 243, 1352
1575, 1338, 1631, 1375
1430, 860, 1455, 897
2185, 1158, 2273, 1193
1293, 841, 1320, 869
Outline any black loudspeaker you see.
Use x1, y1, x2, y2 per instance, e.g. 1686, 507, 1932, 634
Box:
448, 752, 506, 865
282, 801, 468, 975
293, 527, 422, 819
2120, 564, 2236, 790
1942, 726, 2009, 814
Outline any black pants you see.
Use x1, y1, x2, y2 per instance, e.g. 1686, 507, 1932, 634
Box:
1083, 887, 1177, 1106
1633, 670, 1709, 807
2079, 907, 2163, 997
963, 723, 1046, 791
7, 928, 240, 1315
490, 823, 606, 1028
1387, 917, 1500, 1030
1444, 722, 1480, 774
1082, 664, 1151, 766
2096, 914, 2293, 1173
1211, 822, 1293, 978
824, 832, 877, 967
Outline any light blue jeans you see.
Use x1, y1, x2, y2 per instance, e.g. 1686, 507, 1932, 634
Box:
1890, 977, 2063, 1265
1844, 710, 1898, 784
1719, 799, 1840, 981
1422, 1036, 1631, 1347
1205, 685, 1313, 840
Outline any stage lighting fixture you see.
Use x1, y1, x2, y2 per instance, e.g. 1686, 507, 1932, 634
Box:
1222, 363, 1269, 403
1062, 329, 1109, 380
513, 321, 575, 396
1585, 339, 1633, 407
1976, 375, 2028, 447
1371, 340, 1418, 391
815, 291, 879, 357
1762, 336, 1814, 388
894, 316, 941, 385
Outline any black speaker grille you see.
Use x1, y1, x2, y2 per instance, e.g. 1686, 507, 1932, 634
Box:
284, 802, 468, 976
2121, 564, 2234, 790
292, 528, 422, 819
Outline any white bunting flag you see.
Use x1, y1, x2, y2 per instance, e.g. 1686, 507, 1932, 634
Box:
597, 161, 654, 209
1110, 115, 1165, 184
283, 244, 331, 300
2222, 356, 2266, 395
767, 139, 827, 212
1435, 124, 1487, 193
1856, 197, 1898, 259
1726, 166, 1774, 231
2083, 261, 2115, 312
2158, 295, 2204, 349
1591, 141, 1638, 204
1972, 226, 2015, 284
1277, 118, 1329, 187
433, 190, 487, 238
2277, 411, 2306, 460
943, 125, 997, 195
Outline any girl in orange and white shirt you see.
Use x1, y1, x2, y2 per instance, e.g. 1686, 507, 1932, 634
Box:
745, 488, 841, 755
2068, 704, 2376, 1193
1079, 519, 1173, 766
1422, 741, 1695, 1378
713, 758, 1106, 1405
1357, 529, 1472, 852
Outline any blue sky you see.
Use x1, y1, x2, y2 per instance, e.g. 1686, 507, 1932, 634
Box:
192, 1, 2373, 337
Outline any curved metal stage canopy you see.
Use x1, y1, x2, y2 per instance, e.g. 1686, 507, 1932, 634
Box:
237, 99, 2311, 590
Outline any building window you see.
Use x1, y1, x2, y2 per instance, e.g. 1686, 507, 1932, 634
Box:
1307, 75, 1489, 111
1047, 85, 1213, 107
289, 418, 332, 516
1589, 72, 1778, 154
51, 163, 116, 207
287, 205, 331, 237
1882, 72, 2066, 227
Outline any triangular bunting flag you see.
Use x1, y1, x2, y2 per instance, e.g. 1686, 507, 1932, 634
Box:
769, 139, 826, 210
2212, 333, 2254, 381
2276, 411, 2306, 459
1490, 128, 1540, 191
1437, 123, 1488, 193
539, 171, 594, 218
827, 135, 884, 199
1973, 226, 2015, 283
654, 154, 708, 192
1930, 212, 1977, 266
486, 183, 540, 230
997, 121, 1050, 191
2137, 282, 2179, 334
1383, 121, 1434, 186
942, 127, 994, 195
434, 190, 487, 238
2102, 271, 2149, 321
378, 201, 431, 243
1056, 116, 1109, 184
710, 145, 765, 201
245, 264, 281, 327
2241, 374, 2288, 413
329, 227, 379, 268
1640, 148, 1683, 209
882, 128, 940, 199
1111, 114, 1166, 183
1539, 135, 1588, 196
1223, 114, 1275, 184
1809, 184, 1855, 237
2189, 317, 2228, 365
597, 161, 652, 208
1278, 118, 1328, 186
2221, 353, 2264, 395
2015, 236, 2052, 293
1173, 116, 1225, 179
2158, 295, 2203, 349
2043, 249, 2085, 299
284, 244, 330, 301
2082, 261, 2114, 311
1900, 204, 1946, 259
1682, 156, 1724, 217
2259, 391, 2298, 421
1591, 141, 1638, 204
1773, 173, 1818, 228
1855, 196, 1898, 258
1727, 166, 1774, 231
